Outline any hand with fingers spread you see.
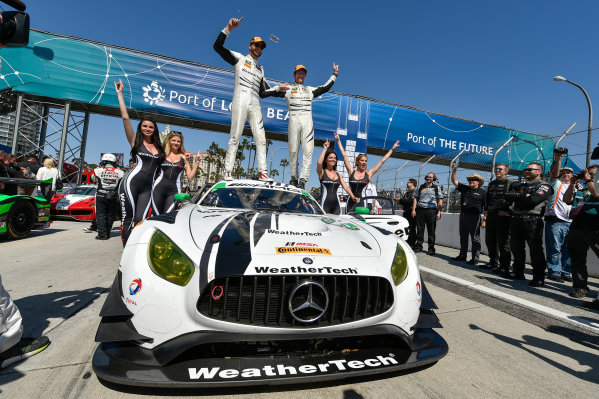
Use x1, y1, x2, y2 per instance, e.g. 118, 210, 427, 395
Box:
278, 82, 290, 91
323, 139, 331, 150
227, 17, 244, 31
333, 63, 340, 75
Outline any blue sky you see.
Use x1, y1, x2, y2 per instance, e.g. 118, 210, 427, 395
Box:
12, 1, 599, 190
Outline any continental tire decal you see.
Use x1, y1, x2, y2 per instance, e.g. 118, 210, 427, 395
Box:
275, 247, 332, 255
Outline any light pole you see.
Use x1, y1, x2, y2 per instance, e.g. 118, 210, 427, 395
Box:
268, 147, 286, 174
553, 76, 593, 167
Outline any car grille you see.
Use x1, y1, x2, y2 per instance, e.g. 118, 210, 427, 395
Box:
197, 276, 394, 327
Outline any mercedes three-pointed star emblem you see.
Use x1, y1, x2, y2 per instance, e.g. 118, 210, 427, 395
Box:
288, 281, 329, 323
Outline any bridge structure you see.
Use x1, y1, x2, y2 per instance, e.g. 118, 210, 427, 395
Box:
0, 29, 564, 184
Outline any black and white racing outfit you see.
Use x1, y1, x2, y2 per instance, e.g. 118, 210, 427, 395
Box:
151, 157, 185, 215
118, 145, 161, 244
319, 170, 342, 215
93, 165, 124, 239
213, 28, 271, 175
262, 74, 337, 182
346, 171, 370, 212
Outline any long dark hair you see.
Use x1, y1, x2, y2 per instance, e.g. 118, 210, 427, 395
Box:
130, 118, 165, 161
321, 151, 337, 171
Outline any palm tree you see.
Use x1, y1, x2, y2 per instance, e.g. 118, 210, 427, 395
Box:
279, 158, 289, 182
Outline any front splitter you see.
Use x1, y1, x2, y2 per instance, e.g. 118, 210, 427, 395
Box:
92, 329, 448, 388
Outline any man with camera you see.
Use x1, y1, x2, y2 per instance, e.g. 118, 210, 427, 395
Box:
563, 164, 599, 303
543, 151, 573, 282
507, 163, 553, 287
482, 163, 514, 274
412, 172, 443, 255
92, 154, 124, 240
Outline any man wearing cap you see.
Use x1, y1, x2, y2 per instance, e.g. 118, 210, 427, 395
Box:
261, 63, 339, 188
213, 17, 273, 182
507, 163, 553, 287
543, 151, 573, 282
451, 164, 486, 265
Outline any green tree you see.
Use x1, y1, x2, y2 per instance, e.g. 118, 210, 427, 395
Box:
279, 158, 289, 182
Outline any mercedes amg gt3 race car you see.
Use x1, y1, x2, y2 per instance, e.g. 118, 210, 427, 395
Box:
93, 180, 447, 388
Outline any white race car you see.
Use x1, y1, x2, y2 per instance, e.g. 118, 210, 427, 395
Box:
93, 180, 447, 387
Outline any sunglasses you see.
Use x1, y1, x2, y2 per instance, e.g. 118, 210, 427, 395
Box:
524, 168, 540, 172
495, 167, 505, 171
253, 43, 265, 50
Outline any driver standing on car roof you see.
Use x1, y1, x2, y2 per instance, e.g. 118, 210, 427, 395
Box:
93, 154, 124, 240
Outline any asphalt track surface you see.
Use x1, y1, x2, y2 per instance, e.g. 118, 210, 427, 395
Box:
1, 220, 598, 398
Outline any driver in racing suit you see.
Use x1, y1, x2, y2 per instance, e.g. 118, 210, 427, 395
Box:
93, 154, 124, 240
213, 17, 272, 182
262, 64, 339, 188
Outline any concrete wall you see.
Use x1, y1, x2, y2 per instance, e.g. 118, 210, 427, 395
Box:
429, 212, 599, 277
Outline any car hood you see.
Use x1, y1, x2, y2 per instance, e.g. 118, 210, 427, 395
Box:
189, 208, 386, 258
55, 194, 93, 207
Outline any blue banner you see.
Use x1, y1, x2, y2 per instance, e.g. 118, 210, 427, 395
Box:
0, 30, 560, 171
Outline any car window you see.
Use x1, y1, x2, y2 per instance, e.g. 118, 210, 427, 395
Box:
200, 188, 323, 214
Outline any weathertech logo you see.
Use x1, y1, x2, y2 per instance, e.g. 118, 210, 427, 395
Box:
188, 354, 398, 380
267, 229, 322, 236
254, 266, 357, 274
276, 247, 331, 255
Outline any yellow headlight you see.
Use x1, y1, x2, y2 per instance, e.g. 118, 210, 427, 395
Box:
390, 244, 409, 286
148, 230, 194, 286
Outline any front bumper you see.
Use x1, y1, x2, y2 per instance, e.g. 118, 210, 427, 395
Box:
92, 325, 448, 388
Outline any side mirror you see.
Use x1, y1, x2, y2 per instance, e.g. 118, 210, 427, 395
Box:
173, 193, 191, 201
354, 206, 370, 215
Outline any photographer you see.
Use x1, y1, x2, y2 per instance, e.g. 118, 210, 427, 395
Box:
507, 163, 553, 287
92, 154, 124, 240
543, 152, 573, 282
563, 165, 599, 304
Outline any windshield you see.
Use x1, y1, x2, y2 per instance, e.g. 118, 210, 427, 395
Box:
67, 186, 97, 196
200, 188, 323, 214
350, 196, 395, 215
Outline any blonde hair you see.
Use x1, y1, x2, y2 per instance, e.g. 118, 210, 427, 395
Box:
163, 131, 186, 156
355, 153, 368, 167
43, 158, 56, 168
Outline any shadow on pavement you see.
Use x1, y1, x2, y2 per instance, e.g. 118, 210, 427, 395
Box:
469, 323, 599, 383
14, 286, 107, 337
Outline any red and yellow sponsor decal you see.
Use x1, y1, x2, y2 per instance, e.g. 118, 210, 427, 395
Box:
244, 62, 252, 69
291, 90, 298, 95
275, 247, 331, 255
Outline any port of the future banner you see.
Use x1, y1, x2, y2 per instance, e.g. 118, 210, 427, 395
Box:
0, 30, 557, 171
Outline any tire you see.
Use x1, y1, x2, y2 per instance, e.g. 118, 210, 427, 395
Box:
6, 200, 36, 239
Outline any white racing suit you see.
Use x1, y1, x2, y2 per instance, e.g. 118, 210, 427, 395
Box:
0, 274, 23, 354
262, 74, 337, 182
213, 29, 271, 174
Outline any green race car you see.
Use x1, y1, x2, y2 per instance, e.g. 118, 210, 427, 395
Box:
0, 177, 53, 239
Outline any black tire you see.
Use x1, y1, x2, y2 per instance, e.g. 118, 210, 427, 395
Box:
6, 200, 36, 239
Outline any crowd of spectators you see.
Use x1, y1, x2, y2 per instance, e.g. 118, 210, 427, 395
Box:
394, 151, 599, 310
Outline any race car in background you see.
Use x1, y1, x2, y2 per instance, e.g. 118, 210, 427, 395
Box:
93, 180, 447, 388
50, 185, 97, 221
0, 177, 52, 239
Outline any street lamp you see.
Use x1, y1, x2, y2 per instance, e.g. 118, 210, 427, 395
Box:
553, 75, 594, 167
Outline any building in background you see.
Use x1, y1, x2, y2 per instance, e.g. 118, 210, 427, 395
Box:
182, 152, 225, 190
0, 100, 42, 156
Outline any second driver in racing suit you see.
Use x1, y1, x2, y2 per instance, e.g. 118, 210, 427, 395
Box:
262, 64, 339, 189
93, 154, 124, 240
213, 17, 272, 182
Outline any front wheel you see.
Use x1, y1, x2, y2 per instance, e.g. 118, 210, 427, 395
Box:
6, 200, 36, 239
